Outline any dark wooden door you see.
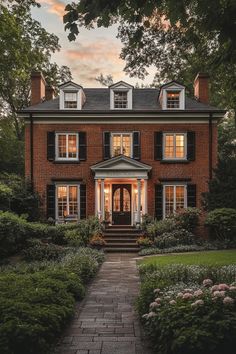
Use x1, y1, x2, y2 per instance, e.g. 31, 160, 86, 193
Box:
112, 184, 131, 225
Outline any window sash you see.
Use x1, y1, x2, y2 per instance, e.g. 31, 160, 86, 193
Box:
64, 92, 77, 109
114, 91, 128, 109
56, 133, 79, 160
111, 133, 132, 157
163, 133, 186, 160
163, 185, 187, 218
56, 185, 80, 220
167, 91, 180, 109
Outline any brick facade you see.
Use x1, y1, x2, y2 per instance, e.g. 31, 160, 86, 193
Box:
25, 122, 218, 218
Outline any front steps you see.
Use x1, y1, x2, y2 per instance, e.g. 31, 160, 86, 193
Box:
103, 226, 141, 252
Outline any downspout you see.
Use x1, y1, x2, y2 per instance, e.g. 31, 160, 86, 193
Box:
209, 113, 213, 180
30, 113, 34, 187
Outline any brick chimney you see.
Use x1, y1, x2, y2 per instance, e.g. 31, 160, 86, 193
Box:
194, 73, 210, 104
30, 71, 46, 106
45, 85, 55, 101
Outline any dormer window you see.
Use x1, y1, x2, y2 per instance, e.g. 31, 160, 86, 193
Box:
114, 91, 128, 109
110, 81, 133, 109
167, 91, 180, 109
59, 81, 86, 110
159, 81, 185, 110
64, 92, 77, 109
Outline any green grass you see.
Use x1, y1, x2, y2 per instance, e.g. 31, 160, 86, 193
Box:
139, 250, 236, 266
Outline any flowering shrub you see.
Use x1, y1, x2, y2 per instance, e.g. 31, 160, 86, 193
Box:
205, 208, 236, 241
154, 229, 195, 249
89, 234, 107, 247
142, 279, 236, 354
139, 243, 218, 256
173, 207, 201, 231
136, 235, 154, 248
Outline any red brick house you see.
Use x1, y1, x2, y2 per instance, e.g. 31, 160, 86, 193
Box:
19, 72, 224, 226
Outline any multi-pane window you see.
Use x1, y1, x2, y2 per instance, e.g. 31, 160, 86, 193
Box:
167, 91, 180, 109
164, 133, 186, 159
64, 92, 77, 109
56, 133, 78, 160
164, 185, 186, 218
57, 185, 79, 220
111, 133, 132, 157
114, 91, 128, 108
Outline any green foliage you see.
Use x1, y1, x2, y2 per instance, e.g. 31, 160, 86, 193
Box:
147, 218, 176, 238
205, 208, 236, 241
141, 214, 154, 232
0, 182, 13, 211
136, 235, 154, 248
23, 240, 70, 262
154, 229, 195, 249
139, 244, 219, 256
174, 208, 200, 231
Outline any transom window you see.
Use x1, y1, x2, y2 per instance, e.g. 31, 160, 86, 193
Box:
57, 185, 79, 220
56, 133, 78, 160
164, 185, 186, 218
164, 133, 186, 159
64, 92, 77, 109
111, 133, 132, 157
167, 91, 180, 109
114, 91, 128, 109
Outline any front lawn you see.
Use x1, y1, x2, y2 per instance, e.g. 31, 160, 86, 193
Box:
139, 249, 236, 266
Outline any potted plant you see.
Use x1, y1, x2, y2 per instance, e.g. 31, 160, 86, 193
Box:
89, 233, 107, 250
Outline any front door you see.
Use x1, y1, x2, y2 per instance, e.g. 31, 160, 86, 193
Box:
112, 184, 131, 225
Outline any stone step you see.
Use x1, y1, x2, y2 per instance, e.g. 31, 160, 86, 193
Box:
104, 237, 138, 243
104, 242, 139, 248
105, 247, 139, 253
103, 233, 140, 238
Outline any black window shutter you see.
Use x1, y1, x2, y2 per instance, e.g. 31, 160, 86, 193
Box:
133, 131, 140, 160
79, 132, 87, 161
47, 184, 55, 219
187, 131, 196, 161
187, 184, 197, 207
154, 132, 163, 160
47, 131, 55, 161
155, 184, 163, 220
80, 184, 86, 219
103, 132, 110, 160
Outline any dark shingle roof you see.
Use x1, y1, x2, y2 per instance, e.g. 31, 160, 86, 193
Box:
22, 88, 223, 112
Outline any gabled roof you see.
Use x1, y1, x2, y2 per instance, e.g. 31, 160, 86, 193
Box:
91, 155, 152, 172
109, 81, 134, 89
160, 80, 186, 90
59, 81, 83, 90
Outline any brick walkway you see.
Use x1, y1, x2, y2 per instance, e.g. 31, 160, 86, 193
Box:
55, 253, 153, 354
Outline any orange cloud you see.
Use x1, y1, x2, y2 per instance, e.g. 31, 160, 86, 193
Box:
37, 0, 66, 17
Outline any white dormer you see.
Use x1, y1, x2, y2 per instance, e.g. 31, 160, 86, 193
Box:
59, 81, 86, 110
159, 81, 185, 110
109, 81, 133, 110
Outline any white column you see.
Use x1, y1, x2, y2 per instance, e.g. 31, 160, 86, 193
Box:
101, 179, 105, 220
144, 179, 148, 215
95, 180, 98, 216
137, 179, 141, 224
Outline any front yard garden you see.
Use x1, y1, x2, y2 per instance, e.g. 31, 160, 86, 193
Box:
137, 250, 236, 354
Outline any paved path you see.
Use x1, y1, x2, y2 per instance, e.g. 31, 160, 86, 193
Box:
55, 253, 153, 354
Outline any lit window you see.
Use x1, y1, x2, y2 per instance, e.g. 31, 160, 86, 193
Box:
56, 133, 78, 160
111, 133, 132, 157
57, 185, 79, 220
167, 91, 180, 109
164, 185, 186, 218
114, 91, 128, 108
164, 133, 186, 159
64, 92, 77, 109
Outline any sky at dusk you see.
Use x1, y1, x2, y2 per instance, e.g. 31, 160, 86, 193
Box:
32, 0, 155, 87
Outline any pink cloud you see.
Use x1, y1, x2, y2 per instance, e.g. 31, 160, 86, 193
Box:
37, 0, 66, 17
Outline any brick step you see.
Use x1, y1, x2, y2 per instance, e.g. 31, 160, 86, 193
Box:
104, 238, 138, 243
105, 247, 139, 253
103, 233, 140, 238
104, 229, 141, 234
104, 242, 139, 248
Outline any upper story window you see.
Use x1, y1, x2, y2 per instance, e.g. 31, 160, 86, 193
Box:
114, 91, 128, 108
167, 91, 180, 109
110, 81, 133, 109
159, 81, 185, 110
111, 133, 132, 157
164, 133, 186, 160
64, 92, 77, 109
56, 133, 78, 160
59, 81, 85, 110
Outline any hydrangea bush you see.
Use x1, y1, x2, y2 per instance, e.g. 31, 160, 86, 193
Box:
143, 279, 236, 354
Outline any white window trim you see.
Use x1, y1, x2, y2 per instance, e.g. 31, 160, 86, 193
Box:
110, 88, 133, 110
162, 87, 185, 110
59, 89, 82, 110
56, 183, 80, 222
110, 132, 133, 158
55, 132, 79, 161
163, 184, 187, 219
163, 132, 187, 160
